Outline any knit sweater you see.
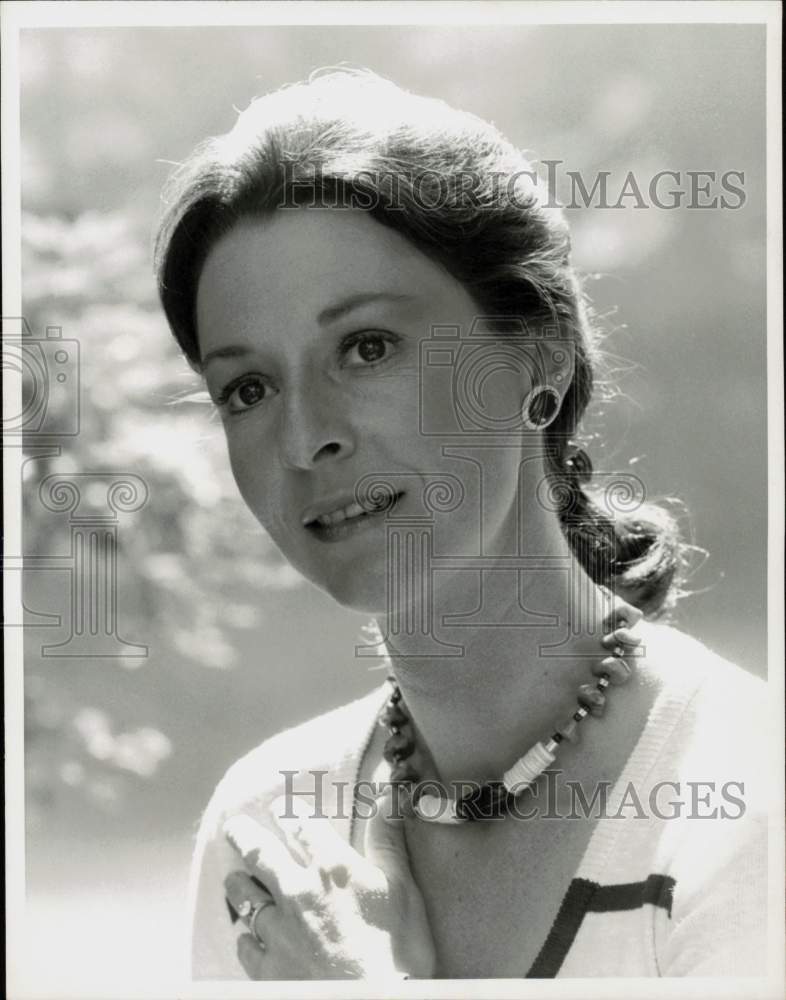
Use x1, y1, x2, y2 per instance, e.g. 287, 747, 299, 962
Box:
185, 622, 769, 979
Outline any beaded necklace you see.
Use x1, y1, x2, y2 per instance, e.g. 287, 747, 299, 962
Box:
380, 601, 643, 825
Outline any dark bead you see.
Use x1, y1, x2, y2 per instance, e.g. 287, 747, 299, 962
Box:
577, 683, 606, 717
383, 731, 415, 763
389, 760, 419, 783
593, 655, 631, 686
382, 702, 408, 728
457, 781, 513, 821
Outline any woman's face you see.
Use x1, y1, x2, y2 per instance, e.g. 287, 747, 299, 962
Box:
196, 208, 541, 613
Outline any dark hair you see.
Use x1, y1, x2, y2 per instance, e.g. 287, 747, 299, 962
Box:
154, 69, 696, 618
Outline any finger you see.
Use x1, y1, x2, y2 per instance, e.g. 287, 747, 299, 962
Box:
363, 786, 412, 885
224, 870, 276, 934
237, 933, 267, 980
225, 875, 271, 924
223, 814, 305, 898
271, 795, 358, 876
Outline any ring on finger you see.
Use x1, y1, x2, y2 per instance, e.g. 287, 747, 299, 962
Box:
249, 898, 274, 950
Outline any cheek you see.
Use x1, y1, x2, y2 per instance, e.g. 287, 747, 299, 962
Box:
224, 426, 277, 522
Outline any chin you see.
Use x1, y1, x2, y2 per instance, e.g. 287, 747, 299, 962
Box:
319, 573, 389, 615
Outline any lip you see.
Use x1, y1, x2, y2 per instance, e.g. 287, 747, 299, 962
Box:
305, 503, 398, 543
300, 488, 403, 527
302, 489, 405, 541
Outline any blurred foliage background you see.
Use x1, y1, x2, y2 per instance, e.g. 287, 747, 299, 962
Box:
17, 22, 766, 995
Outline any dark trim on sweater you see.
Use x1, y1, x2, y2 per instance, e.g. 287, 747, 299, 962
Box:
527, 874, 676, 978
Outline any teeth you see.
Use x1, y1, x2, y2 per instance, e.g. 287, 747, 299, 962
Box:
315, 501, 366, 526
309, 492, 400, 528
316, 498, 392, 526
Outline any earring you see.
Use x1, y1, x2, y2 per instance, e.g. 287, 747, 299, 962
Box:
520, 387, 560, 430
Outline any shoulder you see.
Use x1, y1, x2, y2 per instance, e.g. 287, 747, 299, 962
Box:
638, 620, 766, 732
639, 618, 764, 693
209, 681, 387, 827
636, 621, 768, 801
623, 625, 770, 975
186, 682, 386, 979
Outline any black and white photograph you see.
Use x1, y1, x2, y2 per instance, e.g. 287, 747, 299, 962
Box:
3, 2, 783, 997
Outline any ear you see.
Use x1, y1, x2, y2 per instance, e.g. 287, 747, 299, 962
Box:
538, 326, 576, 404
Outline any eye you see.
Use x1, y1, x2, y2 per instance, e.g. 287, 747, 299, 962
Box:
216, 374, 274, 414
341, 331, 399, 368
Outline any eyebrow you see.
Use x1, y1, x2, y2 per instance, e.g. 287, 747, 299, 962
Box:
200, 291, 417, 369
199, 345, 252, 370
316, 291, 416, 325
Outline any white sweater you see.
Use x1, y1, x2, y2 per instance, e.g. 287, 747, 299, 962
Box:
185, 623, 769, 979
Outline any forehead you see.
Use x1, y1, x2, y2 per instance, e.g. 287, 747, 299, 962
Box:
195, 209, 471, 355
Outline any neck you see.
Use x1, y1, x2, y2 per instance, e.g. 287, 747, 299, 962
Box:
376, 549, 616, 792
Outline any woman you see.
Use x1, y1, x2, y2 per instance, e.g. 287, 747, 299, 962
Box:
155, 70, 767, 980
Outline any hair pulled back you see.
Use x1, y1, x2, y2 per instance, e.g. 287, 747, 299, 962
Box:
155, 69, 695, 618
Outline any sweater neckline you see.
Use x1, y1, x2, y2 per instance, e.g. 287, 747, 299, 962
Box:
346, 629, 711, 861
342, 641, 711, 978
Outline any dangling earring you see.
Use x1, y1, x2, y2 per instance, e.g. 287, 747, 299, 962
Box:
520, 387, 560, 430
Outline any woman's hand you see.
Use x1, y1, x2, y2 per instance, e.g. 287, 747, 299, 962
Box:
222, 786, 436, 981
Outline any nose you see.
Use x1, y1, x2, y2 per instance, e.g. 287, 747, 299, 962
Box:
277, 375, 356, 470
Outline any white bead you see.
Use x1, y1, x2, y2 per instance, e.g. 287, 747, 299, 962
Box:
503, 741, 556, 793
413, 793, 467, 824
